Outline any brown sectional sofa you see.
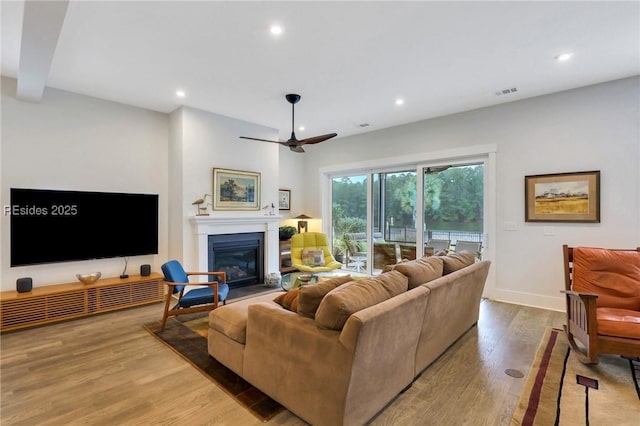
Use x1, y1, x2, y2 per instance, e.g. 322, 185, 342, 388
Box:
207, 252, 490, 425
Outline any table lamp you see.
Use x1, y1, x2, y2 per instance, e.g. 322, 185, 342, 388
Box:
295, 214, 312, 233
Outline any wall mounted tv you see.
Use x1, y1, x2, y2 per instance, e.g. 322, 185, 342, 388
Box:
10, 188, 159, 267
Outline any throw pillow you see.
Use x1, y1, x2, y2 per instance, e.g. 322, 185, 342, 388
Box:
441, 251, 476, 275
297, 274, 353, 318
381, 258, 409, 273
394, 256, 444, 289
273, 288, 300, 312
315, 270, 408, 331
301, 249, 326, 267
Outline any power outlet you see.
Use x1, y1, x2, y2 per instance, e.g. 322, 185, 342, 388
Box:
543, 226, 555, 236
504, 221, 517, 231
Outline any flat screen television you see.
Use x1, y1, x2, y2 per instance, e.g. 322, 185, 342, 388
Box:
10, 188, 159, 267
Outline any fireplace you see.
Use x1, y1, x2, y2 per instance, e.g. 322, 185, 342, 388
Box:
208, 232, 264, 288
190, 215, 280, 284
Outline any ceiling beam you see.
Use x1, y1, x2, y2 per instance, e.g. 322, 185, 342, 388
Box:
16, 0, 69, 102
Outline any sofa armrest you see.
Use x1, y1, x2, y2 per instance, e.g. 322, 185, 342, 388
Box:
338, 286, 430, 425
243, 302, 354, 426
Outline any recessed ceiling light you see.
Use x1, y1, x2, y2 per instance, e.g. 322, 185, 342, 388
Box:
298, 126, 305, 131
556, 52, 573, 62
270, 25, 283, 35
395, 98, 404, 106
176, 90, 186, 98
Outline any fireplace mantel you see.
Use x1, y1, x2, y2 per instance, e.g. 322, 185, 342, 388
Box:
190, 215, 282, 274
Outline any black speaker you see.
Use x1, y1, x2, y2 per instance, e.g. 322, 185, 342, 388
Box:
140, 264, 151, 277
17, 277, 32, 293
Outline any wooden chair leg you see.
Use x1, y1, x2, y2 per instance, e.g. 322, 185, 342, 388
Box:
564, 325, 598, 365
160, 291, 174, 332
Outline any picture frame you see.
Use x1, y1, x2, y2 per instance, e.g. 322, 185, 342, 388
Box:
525, 170, 600, 223
212, 168, 261, 211
279, 189, 291, 211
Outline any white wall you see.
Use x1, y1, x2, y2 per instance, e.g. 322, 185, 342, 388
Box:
170, 106, 280, 271
278, 145, 320, 231
1, 77, 169, 290
1, 77, 284, 290
303, 77, 640, 311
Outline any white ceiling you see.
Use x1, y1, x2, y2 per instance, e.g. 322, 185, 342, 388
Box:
2, 1, 639, 142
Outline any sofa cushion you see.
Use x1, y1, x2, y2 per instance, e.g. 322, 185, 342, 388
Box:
274, 288, 300, 312
597, 307, 640, 339
441, 251, 476, 275
209, 291, 283, 344
573, 247, 640, 310
394, 256, 444, 289
315, 270, 408, 330
297, 274, 353, 318
301, 249, 326, 266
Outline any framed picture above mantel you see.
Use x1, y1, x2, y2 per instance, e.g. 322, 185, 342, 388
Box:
212, 168, 261, 211
524, 170, 600, 223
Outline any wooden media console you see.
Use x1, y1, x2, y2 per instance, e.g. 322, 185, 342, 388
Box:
0, 273, 164, 332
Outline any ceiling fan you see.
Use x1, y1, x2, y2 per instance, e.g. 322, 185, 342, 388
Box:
239, 93, 337, 153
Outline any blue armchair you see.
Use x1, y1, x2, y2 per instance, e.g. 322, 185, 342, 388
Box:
160, 260, 229, 331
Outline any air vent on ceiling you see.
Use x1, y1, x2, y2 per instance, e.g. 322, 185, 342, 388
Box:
495, 87, 518, 96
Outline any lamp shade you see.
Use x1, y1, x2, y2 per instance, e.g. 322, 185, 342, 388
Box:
294, 214, 311, 233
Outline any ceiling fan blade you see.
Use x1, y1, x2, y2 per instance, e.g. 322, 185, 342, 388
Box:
239, 136, 285, 145
298, 133, 338, 145
290, 145, 305, 153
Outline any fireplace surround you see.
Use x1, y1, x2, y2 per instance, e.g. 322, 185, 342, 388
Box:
190, 215, 281, 284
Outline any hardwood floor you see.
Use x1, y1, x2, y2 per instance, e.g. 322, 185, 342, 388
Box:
0, 299, 564, 425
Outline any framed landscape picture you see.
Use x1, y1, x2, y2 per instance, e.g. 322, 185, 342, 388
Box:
279, 189, 291, 210
212, 168, 261, 211
525, 170, 600, 223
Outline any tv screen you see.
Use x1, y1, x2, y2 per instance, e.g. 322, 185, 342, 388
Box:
10, 188, 159, 267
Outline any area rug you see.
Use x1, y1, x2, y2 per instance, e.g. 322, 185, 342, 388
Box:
143, 313, 284, 422
511, 327, 640, 425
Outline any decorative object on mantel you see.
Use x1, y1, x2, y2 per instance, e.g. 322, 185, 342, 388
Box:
212, 168, 261, 211
265, 271, 282, 288
295, 214, 312, 233
76, 272, 101, 284
262, 203, 276, 216
192, 194, 211, 216
524, 170, 600, 222
279, 225, 297, 241
278, 189, 291, 210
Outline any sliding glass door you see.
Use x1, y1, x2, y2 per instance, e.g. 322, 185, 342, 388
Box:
373, 170, 417, 266
423, 163, 484, 257
328, 159, 487, 274
331, 175, 368, 271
